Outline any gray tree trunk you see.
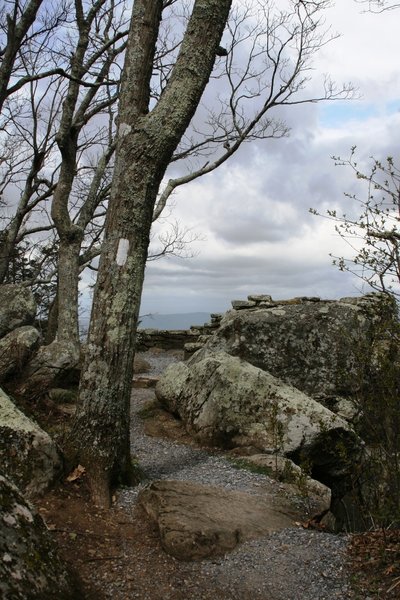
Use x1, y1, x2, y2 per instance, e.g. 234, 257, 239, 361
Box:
50, 138, 83, 348
67, 0, 232, 507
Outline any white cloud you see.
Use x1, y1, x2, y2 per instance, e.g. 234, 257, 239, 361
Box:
141, 0, 400, 315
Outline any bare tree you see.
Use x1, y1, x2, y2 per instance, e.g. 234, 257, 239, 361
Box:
356, 0, 400, 12
0, 3, 123, 353
49, 0, 128, 350
47, 0, 193, 347
0, 1, 74, 113
1, 0, 199, 356
148, 219, 204, 261
153, 0, 353, 218
0, 0, 44, 111
65, 0, 352, 507
0, 74, 61, 283
311, 148, 400, 299
66, 0, 232, 506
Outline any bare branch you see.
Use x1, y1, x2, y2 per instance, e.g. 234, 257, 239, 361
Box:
355, 0, 400, 12
311, 148, 400, 299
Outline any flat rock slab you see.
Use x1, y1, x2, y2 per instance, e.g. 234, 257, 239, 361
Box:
138, 479, 298, 561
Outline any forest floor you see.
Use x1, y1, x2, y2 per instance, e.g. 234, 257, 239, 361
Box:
33, 349, 400, 600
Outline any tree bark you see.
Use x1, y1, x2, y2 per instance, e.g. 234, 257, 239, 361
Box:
56, 236, 81, 345
50, 133, 83, 348
67, 0, 232, 507
49, 1, 117, 347
0, 0, 44, 112
45, 293, 59, 345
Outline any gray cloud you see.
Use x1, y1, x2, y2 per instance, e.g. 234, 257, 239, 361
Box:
139, 0, 400, 315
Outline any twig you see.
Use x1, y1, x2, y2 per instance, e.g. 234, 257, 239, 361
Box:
387, 576, 400, 594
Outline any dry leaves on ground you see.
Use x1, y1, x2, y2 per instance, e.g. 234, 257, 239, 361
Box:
348, 529, 400, 598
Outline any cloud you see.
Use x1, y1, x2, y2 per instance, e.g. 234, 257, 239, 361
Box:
140, 0, 400, 315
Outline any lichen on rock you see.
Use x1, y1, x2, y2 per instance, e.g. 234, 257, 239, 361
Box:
0, 388, 62, 498
0, 284, 37, 339
0, 474, 76, 599
156, 351, 361, 496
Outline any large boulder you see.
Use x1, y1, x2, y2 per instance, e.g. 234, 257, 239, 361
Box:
0, 474, 76, 599
0, 284, 37, 339
0, 388, 62, 498
194, 293, 395, 403
138, 479, 299, 561
156, 352, 361, 495
13, 340, 80, 399
0, 326, 41, 383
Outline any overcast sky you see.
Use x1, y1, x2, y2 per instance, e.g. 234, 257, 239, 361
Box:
139, 0, 400, 316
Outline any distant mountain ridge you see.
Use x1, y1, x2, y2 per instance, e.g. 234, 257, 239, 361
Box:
138, 312, 211, 331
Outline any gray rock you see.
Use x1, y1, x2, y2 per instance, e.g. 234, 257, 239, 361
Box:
0, 326, 41, 383
156, 351, 361, 495
293, 296, 321, 302
231, 300, 256, 310
210, 313, 223, 321
239, 454, 331, 514
247, 294, 273, 303
0, 474, 76, 599
197, 293, 395, 401
14, 340, 80, 399
257, 301, 275, 308
0, 388, 62, 498
0, 284, 37, 339
138, 479, 299, 561
184, 342, 204, 353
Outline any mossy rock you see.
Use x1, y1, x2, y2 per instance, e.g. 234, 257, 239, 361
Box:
0, 474, 77, 599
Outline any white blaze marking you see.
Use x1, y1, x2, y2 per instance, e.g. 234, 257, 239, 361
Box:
116, 238, 129, 266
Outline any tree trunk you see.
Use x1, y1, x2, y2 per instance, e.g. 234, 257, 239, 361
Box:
45, 292, 59, 345
0, 231, 14, 283
67, 0, 232, 507
50, 126, 82, 348
56, 237, 81, 346
65, 156, 158, 505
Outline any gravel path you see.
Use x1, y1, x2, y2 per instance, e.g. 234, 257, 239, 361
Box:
114, 350, 353, 600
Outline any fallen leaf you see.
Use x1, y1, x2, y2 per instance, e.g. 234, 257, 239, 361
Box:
384, 564, 396, 576
66, 465, 86, 482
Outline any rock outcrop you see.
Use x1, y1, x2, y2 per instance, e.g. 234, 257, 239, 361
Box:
137, 329, 199, 351
192, 293, 395, 406
13, 340, 80, 399
0, 474, 76, 599
0, 325, 41, 383
0, 285, 41, 383
0, 388, 62, 498
156, 351, 361, 497
0, 284, 37, 339
138, 479, 299, 561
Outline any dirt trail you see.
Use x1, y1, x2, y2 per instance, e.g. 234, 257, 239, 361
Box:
38, 349, 353, 600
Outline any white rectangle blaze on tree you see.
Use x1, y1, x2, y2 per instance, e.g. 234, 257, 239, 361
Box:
116, 238, 129, 266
